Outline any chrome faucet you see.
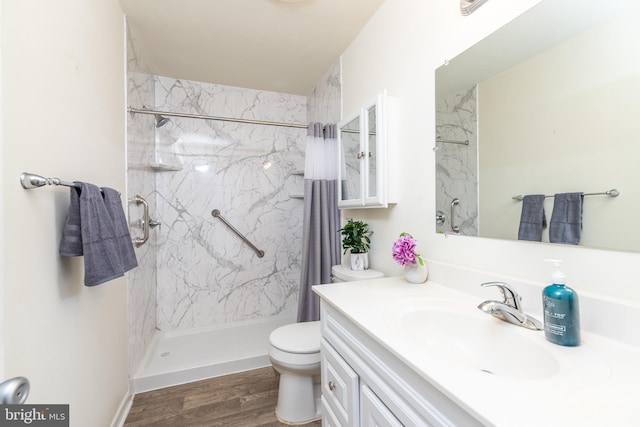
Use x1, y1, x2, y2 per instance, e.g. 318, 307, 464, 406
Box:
477, 282, 543, 331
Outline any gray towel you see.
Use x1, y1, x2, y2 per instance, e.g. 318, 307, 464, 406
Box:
101, 187, 138, 272
518, 194, 547, 241
77, 182, 125, 286
59, 185, 83, 256
549, 192, 584, 245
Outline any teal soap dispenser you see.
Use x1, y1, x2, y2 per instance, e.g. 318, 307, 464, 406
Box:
542, 259, 580, 346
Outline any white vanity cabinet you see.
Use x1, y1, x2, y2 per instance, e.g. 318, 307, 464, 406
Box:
338, 92, 393, 208
320, 302, 484, 427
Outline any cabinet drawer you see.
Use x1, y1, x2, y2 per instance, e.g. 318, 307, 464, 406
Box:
321, 339, 359, 427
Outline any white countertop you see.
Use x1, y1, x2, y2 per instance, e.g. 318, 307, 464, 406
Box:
314, 276, 640, 427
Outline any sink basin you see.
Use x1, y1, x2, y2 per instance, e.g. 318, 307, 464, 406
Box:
400, 307, 560, 380
390, 298, 611, 386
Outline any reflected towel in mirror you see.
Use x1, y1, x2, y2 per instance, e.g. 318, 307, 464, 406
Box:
549, 192, 584, 245
518, 195, 546, 242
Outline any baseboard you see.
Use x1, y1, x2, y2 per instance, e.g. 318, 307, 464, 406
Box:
111, 390, 134, 427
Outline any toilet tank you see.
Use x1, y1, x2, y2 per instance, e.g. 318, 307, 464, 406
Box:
331, 264, 385, 283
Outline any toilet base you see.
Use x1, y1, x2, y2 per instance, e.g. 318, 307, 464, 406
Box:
275, 372, 321, 424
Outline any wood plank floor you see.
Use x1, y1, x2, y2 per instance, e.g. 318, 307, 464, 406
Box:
124, 367, 322, 427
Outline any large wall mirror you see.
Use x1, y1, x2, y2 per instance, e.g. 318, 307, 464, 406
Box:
435, 0, 640, 252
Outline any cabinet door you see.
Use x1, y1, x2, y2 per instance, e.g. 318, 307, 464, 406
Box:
365, 103, 378, 202
338, 113, 364, 207
363, 97, 386, 207
321, 340, 360, 426
338, 91, 389, 209
321, 396, 343, 427
361, 385, 404, 427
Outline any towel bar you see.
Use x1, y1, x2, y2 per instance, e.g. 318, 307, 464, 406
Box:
512, 189, 619, 201
20, 172, 78, 189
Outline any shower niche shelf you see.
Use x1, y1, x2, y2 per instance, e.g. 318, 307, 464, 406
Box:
289, 194, 304, 199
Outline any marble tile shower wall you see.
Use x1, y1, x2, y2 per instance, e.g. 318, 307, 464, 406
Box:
126, 25, 158, 376
435, 86, 478, 236
307, 60, 341, 125
153, 76, 307, 330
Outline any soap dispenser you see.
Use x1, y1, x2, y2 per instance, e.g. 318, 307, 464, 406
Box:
542, 259, 580, 346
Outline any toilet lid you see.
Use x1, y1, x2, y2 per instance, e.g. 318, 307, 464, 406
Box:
270, 321, 321, 354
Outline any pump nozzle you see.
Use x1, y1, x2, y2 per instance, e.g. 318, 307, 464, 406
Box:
544, 259, 566, 284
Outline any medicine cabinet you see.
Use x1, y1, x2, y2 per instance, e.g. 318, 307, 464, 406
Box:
338, 91, 391, 208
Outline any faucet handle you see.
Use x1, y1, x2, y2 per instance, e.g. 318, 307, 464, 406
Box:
480, 282, 522, 311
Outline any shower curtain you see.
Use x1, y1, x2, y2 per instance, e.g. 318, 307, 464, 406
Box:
297, 123, 341, 322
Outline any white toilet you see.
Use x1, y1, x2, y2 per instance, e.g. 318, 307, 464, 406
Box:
269, 264, 384, 424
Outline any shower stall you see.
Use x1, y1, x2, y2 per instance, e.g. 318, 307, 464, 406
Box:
126, 30, 341, 392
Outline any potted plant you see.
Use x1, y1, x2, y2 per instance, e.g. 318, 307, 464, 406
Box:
339, 219, 372, 271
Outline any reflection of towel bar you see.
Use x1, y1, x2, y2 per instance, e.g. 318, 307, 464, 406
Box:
512, 189, 619, 201
211, 209, 265, 258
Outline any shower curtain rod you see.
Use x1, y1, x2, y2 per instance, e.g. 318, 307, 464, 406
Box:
127, 107, 308, 129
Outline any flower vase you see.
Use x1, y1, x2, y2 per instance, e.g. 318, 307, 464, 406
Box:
403, 262, 428, 284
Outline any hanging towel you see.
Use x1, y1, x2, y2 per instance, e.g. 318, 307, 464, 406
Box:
549, 192, 584, 245
518, 194, 547, 241
101, 187, 138, 272
460, 0, 489, 15
76, 182, 126, 286
59, 185, 83, 256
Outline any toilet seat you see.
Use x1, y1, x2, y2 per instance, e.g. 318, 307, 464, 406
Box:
269, 346, 320, 367
270, 321, 321, 354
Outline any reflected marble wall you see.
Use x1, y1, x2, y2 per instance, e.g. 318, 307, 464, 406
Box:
435, 86, 478, 236
153, 76, 307, 330
126, 24, 158, 377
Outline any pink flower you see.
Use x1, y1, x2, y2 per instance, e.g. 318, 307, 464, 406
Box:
392, 233, 423, 266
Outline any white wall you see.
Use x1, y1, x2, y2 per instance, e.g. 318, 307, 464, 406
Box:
341, 0, 640, 305
2, 1, 129, 425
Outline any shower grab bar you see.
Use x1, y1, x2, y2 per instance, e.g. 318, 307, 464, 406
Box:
512, 189, 619, 201
211, 209, 265, 258
451, 198, 460, 233
129, 195, 150, 248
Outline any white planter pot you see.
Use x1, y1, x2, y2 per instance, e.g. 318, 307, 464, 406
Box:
350, 252, 369, 271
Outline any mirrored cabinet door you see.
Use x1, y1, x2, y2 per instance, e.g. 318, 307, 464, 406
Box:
339, 114, 364, 206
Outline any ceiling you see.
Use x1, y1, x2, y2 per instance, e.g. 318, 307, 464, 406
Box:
119, 0, 386, 96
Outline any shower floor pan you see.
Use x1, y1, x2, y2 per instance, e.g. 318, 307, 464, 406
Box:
132, 314, 295, 393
